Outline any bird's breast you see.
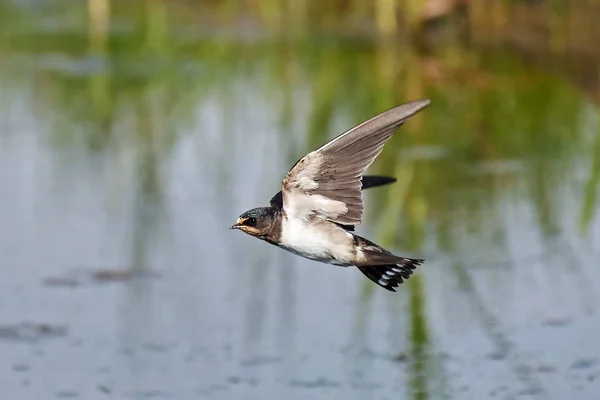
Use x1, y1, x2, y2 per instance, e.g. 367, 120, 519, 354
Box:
279, 218, 355, 265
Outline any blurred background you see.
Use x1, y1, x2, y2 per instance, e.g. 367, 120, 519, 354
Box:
1, 0, 600, 399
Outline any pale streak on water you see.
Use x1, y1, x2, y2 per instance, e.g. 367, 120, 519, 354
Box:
1, 76, 600, 400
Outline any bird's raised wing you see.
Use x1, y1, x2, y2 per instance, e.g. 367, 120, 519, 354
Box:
281, 99, 430, 225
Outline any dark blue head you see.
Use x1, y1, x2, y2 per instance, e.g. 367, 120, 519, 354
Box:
231, 207, 278, 238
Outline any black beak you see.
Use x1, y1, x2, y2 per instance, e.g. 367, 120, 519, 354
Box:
230, 224, 240, 230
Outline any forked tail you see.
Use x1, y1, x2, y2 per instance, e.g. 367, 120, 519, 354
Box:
357, 259, 423, 292
354, 235, 424, 292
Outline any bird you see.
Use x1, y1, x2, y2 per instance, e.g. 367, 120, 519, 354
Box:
231, 99, 430, 291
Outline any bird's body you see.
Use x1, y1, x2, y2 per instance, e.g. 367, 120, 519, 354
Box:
279, 217, 355, 266
232, 99, 430, 291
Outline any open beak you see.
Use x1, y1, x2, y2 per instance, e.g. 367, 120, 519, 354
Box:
230, 217, 246, 230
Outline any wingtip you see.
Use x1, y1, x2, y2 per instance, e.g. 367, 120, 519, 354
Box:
408, 98, 431, 111
388, 98, 431, 121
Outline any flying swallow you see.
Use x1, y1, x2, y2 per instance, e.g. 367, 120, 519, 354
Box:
231, 99, 430, 291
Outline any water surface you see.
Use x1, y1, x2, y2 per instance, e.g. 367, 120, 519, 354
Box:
1, 2, 600, 399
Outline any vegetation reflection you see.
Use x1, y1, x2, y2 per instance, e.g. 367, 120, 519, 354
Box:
1, 1, 599, 397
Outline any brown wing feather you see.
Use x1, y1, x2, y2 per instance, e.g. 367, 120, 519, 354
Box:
282, 99, 430, 225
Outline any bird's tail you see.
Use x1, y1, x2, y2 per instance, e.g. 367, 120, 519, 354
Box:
354, 236, 423, 292
357, 260, 422, 292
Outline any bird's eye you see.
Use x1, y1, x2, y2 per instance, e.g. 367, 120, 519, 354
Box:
246, 217, 257, 226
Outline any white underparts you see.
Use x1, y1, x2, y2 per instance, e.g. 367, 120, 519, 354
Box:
279, 217, 355, 265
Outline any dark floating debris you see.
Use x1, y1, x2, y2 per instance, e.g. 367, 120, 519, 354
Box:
43, 276, 80, 287
55, 391, 79, 399
12, 363, 30, 372
127, 390, 171, 399
537, 364, 557, 373
485, 351, 506, 361
92, 269, 156, 283
0, 322, 68, 342
97, 385, 112, 394
571, 358, 598, 370
226, 376, 242, 385
542, 317, 572, 327
196, 384, 228, 397
43, 268, 160, 287
142, 342, 178, 353
240, 355, 282, 367
518, 387, 544, 397
289, 378, 341, 389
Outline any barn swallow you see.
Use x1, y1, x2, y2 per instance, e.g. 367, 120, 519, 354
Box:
231, 99, 430, 291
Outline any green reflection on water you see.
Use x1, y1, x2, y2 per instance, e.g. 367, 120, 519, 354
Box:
1, 1, 598, 396
408, 274, 430, 400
